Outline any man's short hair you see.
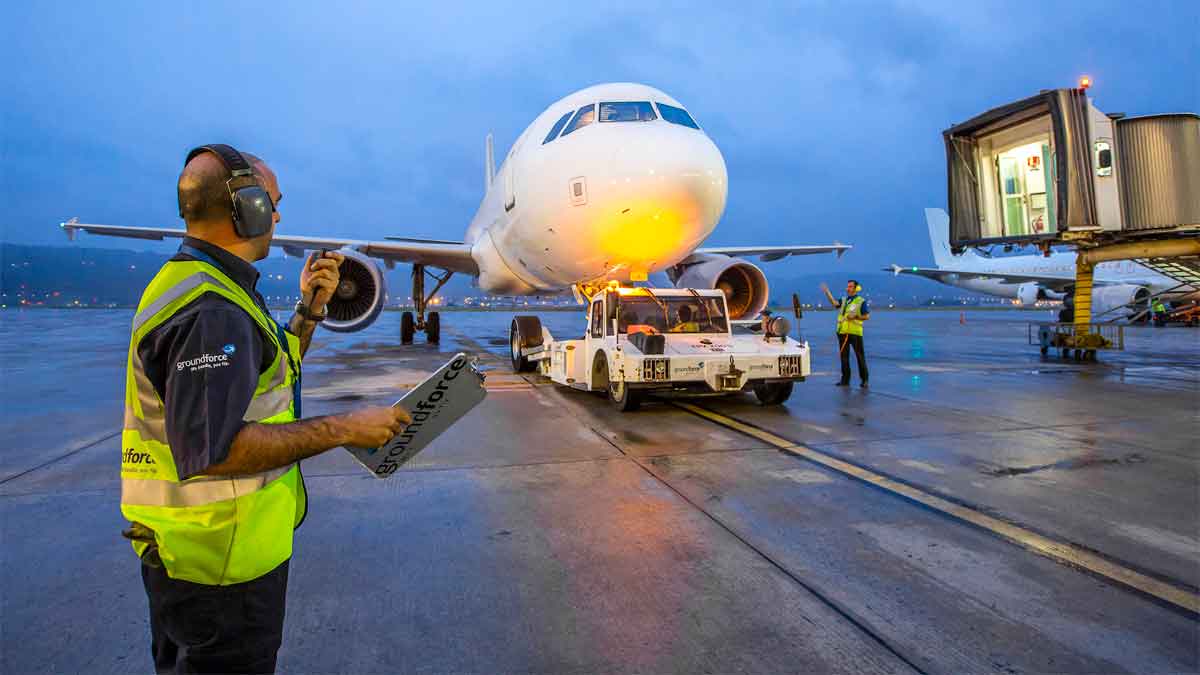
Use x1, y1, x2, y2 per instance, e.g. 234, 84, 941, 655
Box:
177, 152, 264, 224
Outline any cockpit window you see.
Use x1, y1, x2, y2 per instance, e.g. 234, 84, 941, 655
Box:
543, 111, 573, 144
599, 102, 657, 123
560, 104, 596, 137
656, 102, 700, 130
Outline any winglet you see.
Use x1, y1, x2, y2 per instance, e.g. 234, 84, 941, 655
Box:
61, 217, 79, 241
835, 242, 846, 259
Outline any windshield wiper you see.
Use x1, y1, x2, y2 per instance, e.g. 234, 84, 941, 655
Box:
686, 288, 716, 330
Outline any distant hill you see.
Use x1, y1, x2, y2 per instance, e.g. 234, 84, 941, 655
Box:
1, 243, 996, 308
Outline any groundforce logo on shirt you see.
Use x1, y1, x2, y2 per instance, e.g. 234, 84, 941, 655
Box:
177, 351, 232, 372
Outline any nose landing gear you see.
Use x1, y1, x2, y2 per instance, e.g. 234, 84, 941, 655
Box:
401, 264, 452, 344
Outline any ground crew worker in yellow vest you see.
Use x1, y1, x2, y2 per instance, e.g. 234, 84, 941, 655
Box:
1151, 297, 1168, 326
124, 144, 412, 674
821, 279, 870, 388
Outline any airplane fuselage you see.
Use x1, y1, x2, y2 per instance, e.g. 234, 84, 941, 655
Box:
463, 83, 728, 295
949, 253, 1178, 298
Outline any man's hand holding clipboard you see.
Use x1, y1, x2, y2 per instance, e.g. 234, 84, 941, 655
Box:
346, 353, 488, 477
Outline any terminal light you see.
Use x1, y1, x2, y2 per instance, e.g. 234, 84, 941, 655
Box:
1079, 75, 1091, 90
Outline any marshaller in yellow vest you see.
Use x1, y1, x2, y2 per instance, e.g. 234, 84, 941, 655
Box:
821, 279, 870, 387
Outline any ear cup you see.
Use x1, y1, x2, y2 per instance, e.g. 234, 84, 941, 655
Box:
230, 186, 274, 238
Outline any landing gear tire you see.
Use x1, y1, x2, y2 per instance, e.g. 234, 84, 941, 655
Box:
753, 381, 794, 405
426, 311, 440, 344
1060, 348, 1070, 359
608, 378, 642, 412
510, 315, 543, 372
1073, 349, 1083, 361
401, 311, 415, 344
1084, 349, 1097, 362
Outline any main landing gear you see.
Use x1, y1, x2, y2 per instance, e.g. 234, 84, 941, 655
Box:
401, 264, 453, 344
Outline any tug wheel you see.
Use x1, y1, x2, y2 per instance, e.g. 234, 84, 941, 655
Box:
608, 376, 642, 412
510, 316, 542, 372
753, 381, 794, 405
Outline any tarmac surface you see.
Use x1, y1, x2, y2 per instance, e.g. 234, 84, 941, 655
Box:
2, 308, 1198, 673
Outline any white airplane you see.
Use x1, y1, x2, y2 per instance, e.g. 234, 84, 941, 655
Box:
889, 208, 1193, 320
62, 82, 848, 343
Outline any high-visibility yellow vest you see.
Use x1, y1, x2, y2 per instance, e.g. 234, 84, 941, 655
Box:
121, 252, 307, 585
837, 296, 865, 336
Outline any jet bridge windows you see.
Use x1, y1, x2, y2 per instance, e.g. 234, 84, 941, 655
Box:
656, 102, 700, 129
561, 104, 596, 137
543, 111, 573, 144
599, 101, 657, 122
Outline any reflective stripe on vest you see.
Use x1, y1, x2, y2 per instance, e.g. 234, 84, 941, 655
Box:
837, 296, 865, 336
121, 255, 307, 585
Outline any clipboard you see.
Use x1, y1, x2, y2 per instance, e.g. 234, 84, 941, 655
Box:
346, 353, 487, 477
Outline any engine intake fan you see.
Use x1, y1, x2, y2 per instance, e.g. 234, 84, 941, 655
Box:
669, 254, 769, 319
323, 249, 387, 333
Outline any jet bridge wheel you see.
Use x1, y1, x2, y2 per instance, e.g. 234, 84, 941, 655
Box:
753, 381, 793, 405
510, 316, 543, 373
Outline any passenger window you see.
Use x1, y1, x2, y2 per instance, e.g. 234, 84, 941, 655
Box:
599, 102, 657, 122
561, 104, 596, 137
590, 301, 604, 338
657, 102, 700, 129
543, 111, 573, 144
1094, 140, 1113, 177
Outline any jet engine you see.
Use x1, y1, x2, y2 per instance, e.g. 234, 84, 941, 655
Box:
1016, 282, 1041, 306
669, 254, 769, 319
1091, 284, 1150, 321
323, 249, 388, 333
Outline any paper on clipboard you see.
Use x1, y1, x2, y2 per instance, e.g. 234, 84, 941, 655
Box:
346, 352, 487, 477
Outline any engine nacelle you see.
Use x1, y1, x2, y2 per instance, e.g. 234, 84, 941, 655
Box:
1091, 284, 1150, 321
323, 249, 387, 333
1016, 282, 1040, 306
670, 254, 769, 319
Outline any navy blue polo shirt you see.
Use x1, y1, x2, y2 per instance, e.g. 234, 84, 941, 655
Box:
137, 238, 280, 479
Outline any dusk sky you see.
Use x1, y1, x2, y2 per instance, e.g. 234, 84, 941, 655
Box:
3, 1, 1196, 273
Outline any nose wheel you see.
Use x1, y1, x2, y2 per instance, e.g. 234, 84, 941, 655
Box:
401, 264, 452, 345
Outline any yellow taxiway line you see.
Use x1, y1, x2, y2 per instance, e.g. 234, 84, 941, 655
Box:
674, 401, 1200, 616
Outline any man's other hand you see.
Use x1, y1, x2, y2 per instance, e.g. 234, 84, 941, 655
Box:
300, 251, 346, 314
340, 405, 413, 448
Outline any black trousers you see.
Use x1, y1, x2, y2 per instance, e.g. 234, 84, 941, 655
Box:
837, 333, 868, 384
141, 559, 289, 674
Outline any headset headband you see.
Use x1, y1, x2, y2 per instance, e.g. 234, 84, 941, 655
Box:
185, 144, 260, 192
180, 143, 274, 239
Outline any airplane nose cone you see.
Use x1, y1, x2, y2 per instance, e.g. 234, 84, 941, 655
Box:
595, 126, 728, 270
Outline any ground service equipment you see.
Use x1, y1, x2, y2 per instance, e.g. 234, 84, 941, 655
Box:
509, 285, 810, 411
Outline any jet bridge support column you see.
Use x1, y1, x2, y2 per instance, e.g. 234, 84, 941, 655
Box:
1073, 259, 1094, 332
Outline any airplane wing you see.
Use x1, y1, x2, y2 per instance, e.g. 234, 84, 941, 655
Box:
885, 264, 1081, 292
692, 244, 851, 262
60, 220, 479, 274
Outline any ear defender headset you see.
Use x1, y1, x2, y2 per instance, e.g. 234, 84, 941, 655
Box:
850, 280, 863, 293
178, 143, 275, 239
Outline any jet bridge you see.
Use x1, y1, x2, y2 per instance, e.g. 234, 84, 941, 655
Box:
942, 81, 1200, 351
